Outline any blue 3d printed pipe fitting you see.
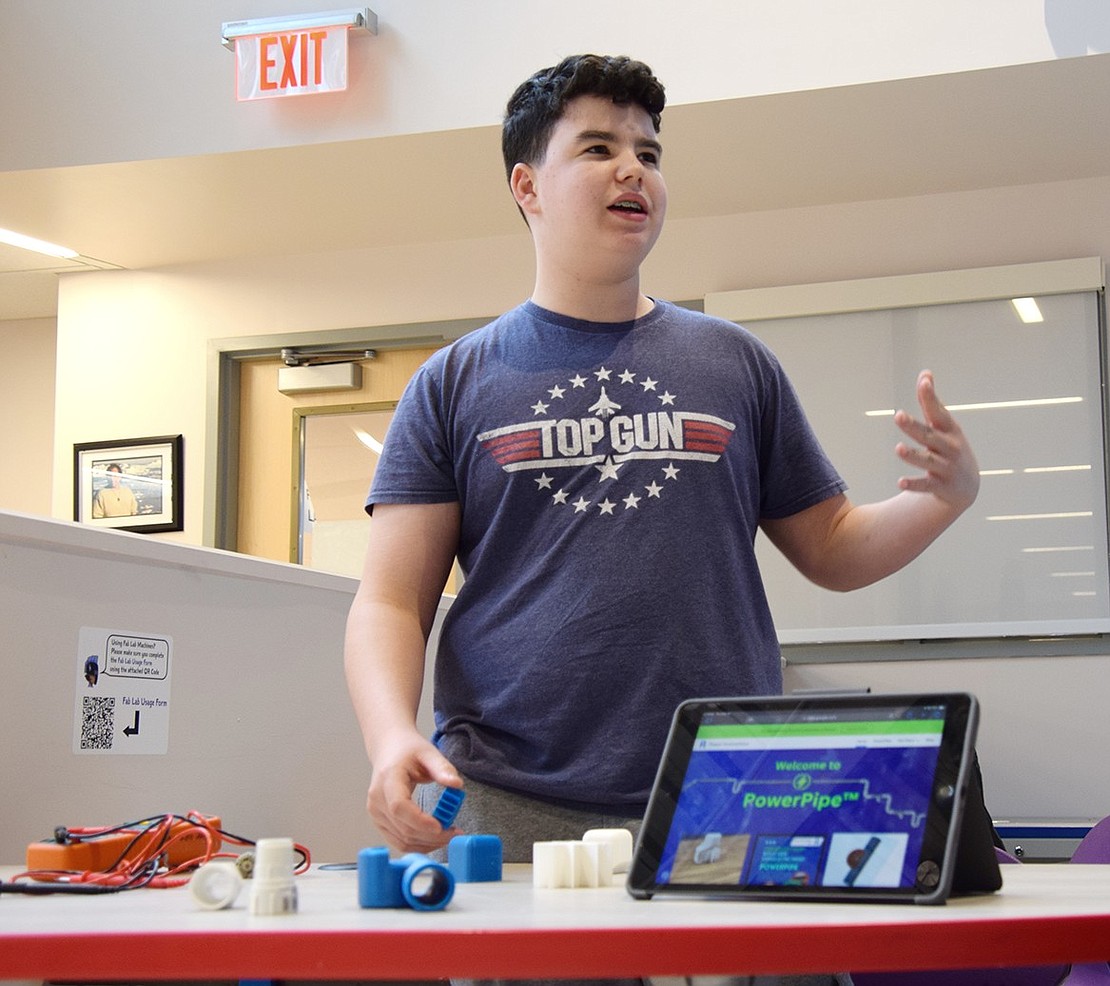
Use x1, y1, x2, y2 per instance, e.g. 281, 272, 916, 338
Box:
357, 847, 456, 911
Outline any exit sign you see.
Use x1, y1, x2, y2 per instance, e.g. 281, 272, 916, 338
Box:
234, 25, 350, 100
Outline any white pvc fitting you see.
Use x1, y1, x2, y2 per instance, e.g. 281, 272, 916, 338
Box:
249, 837, 299, 915
189, 860, 244, 910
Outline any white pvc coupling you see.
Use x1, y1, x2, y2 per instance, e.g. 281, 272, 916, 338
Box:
189, 860, 244, 910
249, 837, 299, 915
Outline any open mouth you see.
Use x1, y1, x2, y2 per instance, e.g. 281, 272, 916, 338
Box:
609, 200, 646, 216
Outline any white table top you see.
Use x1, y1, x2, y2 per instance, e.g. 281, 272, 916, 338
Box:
2, 863, 1109, 979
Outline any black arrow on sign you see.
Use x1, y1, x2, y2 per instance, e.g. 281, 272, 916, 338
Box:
123, 710, 140, 737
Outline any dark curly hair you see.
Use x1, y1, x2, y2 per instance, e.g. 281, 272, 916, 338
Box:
501, 54, 666, 182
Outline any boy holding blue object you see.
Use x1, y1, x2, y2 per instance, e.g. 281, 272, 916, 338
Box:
345, 53, 979, 986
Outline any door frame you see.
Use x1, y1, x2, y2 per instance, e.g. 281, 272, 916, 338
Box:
204, 318, 487, 551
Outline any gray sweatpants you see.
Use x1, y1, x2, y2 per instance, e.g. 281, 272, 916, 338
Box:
417, 776, 853, 986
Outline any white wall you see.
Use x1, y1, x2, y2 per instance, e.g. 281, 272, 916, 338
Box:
0, 0, 1078, 171
0, 510, 441, 864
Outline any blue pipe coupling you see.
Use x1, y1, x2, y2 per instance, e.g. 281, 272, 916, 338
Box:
356, 847, 456, 911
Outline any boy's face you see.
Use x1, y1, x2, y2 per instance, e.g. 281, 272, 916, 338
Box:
511, 94, 667, 282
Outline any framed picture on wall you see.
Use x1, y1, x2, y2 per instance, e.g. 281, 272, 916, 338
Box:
73, 435, 184, 534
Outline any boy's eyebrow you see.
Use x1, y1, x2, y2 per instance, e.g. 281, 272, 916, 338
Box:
575, 128, 664, 158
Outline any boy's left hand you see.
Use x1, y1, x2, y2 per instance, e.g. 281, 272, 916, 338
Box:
893, 370, 980, 512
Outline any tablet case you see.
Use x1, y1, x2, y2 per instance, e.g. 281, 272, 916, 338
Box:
628, 692, 1002, 905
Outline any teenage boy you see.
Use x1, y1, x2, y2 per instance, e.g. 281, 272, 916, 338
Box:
344, 54, 979, 872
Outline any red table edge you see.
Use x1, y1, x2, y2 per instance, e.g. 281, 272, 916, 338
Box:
2, 915, 1108, 980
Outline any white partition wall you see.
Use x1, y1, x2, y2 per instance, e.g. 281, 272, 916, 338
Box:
0, 510, 442, 864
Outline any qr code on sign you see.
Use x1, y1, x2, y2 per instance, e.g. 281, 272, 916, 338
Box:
81, 695, 115, 750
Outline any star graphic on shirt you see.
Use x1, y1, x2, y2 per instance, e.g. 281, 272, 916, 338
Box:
659, 391, 676, 406
595, 366, 612, 381
548, 385, 566, 400
572, 497, 591, 513
645, 481, 663, 498
552, 489, 569, 505
531, 399, 549, 415
623, 492, 641, 510
619, 370, 636, 384
595, 457, 621, 481
640, 377, 658, 391
598, 498, 616, 515
663, 463, 680, 480
570, 374, 587, 388
535, 473, 553, 490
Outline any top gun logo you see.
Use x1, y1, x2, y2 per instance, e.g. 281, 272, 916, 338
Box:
477, 365, 736, 516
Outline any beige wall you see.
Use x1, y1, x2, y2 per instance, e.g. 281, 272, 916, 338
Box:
47, 172, 1110, 544
0, 317, 56, 515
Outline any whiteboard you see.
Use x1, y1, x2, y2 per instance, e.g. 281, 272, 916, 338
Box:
737, 291, 1110, 642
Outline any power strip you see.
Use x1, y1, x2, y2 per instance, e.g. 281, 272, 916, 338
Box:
25, 814, 223, 871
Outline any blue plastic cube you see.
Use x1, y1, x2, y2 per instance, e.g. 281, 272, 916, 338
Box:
448, 834, 503, 882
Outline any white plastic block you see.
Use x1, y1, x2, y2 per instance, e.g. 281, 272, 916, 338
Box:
532, 839, 602, 888
532, 828, 634, 888
582, 828, 634, 886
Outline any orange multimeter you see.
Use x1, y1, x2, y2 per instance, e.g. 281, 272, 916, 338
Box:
25, 814, 222, 871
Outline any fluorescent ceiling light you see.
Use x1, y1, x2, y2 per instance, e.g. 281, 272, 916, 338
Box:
1011, 297, 1044, 323
1021, 545, 1094, 553
221, 7, 377, 46
866, 395, 1082, 416
0, 227, 78, 260
981, 464, 1090, 476
987, 511, 1093, 521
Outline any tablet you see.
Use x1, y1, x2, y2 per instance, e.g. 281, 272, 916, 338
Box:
627, 692, 1001, 905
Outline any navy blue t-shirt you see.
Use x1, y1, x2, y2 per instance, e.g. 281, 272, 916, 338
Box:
369, 300, 845, 811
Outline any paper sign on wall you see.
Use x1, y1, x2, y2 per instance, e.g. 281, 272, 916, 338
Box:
73, 627, 173, 755
234, 26, 350, 100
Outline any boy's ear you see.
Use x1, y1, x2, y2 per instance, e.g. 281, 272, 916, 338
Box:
509, 162, 539, 215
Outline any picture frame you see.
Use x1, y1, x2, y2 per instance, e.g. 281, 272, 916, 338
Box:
73, 435, 184, 534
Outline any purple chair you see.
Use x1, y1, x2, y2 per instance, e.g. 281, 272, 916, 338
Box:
1056, 818, 1110, 984
1070, 814, 1110, 864
1061, 966, 1110, 986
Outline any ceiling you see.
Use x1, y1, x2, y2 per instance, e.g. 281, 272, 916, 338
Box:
4, 53, 1110, 322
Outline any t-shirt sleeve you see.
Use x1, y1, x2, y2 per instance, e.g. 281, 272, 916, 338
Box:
365, 363, 460, 513
755, 350, 847, 520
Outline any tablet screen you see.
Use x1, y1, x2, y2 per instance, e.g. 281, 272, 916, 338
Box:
628, 692, 982, 904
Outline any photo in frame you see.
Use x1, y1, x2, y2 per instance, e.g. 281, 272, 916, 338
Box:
73, 435, 184, 534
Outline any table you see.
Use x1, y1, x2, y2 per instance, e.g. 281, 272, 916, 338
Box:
1, 864, 1108, 980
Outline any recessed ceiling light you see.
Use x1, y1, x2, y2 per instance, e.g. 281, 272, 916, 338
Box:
1011, 297, 1044, 323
